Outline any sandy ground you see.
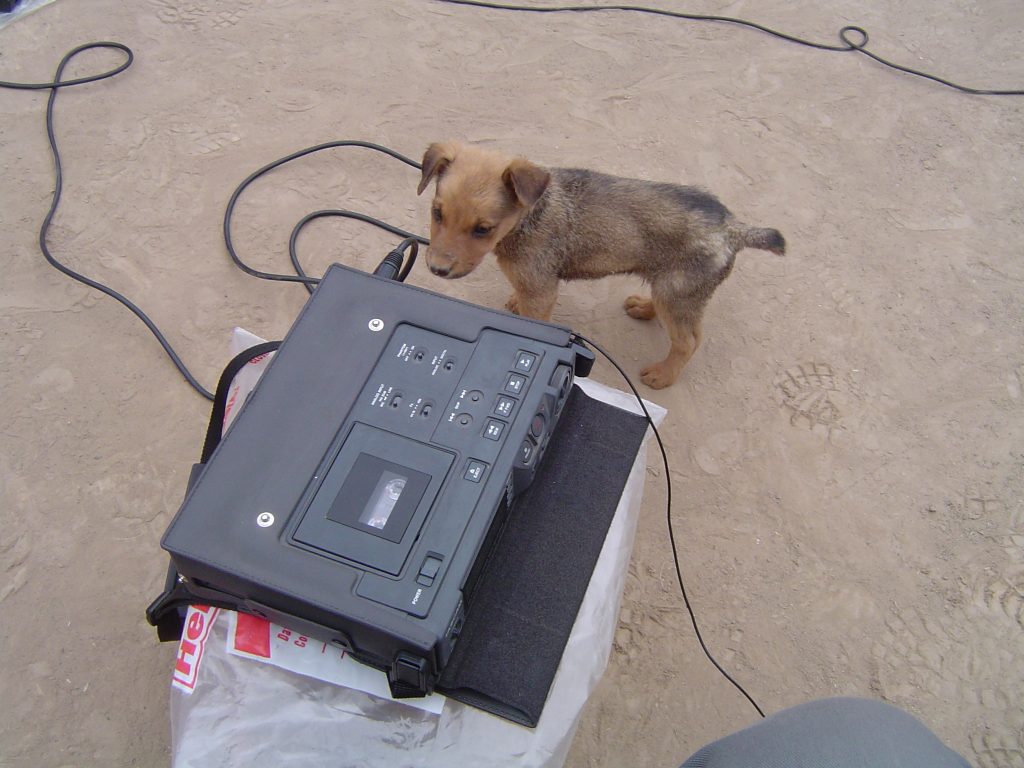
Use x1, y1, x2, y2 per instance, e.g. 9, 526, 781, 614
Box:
1, 0, 1022, 766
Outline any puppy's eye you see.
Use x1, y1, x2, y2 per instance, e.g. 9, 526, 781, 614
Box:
432, 206, 443, 224
471, 223, 494, 238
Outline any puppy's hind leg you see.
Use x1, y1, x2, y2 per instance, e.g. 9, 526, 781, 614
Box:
624, 295, 657, 321
640, 293, 706, 389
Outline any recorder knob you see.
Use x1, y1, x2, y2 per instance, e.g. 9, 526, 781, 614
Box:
549, 365, 573, 412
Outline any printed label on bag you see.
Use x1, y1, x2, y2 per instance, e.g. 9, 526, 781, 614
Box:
171, 605, 220, 694
225, 611, 445, 715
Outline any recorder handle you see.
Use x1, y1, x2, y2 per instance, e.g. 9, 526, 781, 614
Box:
388, 651, 431, 698
200, 341, 282, 464
570, 341, 595, 378
148, 342, 281, 641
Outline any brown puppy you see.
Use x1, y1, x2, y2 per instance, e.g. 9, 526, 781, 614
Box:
418, 141, 784, 389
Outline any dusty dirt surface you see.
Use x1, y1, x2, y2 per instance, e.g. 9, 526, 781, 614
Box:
1, 1, 1022, 766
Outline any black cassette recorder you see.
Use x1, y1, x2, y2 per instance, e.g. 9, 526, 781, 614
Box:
151, 263, 594, 697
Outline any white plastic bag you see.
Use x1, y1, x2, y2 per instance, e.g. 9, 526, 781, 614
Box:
0, 0, 58, 30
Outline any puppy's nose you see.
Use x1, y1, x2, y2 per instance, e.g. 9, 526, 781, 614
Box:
430, 264, 451, 277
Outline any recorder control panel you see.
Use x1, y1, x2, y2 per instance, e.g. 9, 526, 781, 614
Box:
288, 323, 576, 620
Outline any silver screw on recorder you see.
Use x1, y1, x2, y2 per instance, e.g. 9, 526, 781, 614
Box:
256, 512, 275, 528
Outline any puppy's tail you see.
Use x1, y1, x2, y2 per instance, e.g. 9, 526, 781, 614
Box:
738, 226, 786, 255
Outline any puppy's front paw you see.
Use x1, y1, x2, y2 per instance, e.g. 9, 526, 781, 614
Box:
505, 294, 521, 315
624, 295, 656, 321
640, 362, 678, 390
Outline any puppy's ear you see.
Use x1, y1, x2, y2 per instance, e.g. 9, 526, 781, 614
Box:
418, 142, 456, 195
503, 159, 551, 208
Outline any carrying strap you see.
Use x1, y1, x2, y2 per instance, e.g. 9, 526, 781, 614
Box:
200, 341, 281, 464
146, 341, 281, 640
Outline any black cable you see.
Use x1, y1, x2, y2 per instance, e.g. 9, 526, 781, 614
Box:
288, 210, 427, 295
4, 46, 430, 398
435, 0, 1024, 96
572, 332, 767, 719
0, 42, 133, 89
1, 42, 215, 400
223, 140, 428, 289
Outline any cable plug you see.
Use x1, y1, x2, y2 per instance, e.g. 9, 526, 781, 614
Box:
373, 249, 406, 281
373, 238, 420, 282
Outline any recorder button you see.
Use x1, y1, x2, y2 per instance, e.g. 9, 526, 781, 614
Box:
505, 373, 527, 394
464, 460, 487, 483
530, 413, 546, 440
514, 351, 537, 373
483, 419, 505, 441
494, 396, 516, 418
518, 440, 534, 465
421, 556, 442, 579
416, 555, 442, 587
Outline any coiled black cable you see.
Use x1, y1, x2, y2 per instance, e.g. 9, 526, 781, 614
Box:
288, 209, 426, 295
435, 0, 1024, 96
1, 42, 215, 400
223, 140, 428, 290
0, 41, 133, 89
3, 53, 429, 399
